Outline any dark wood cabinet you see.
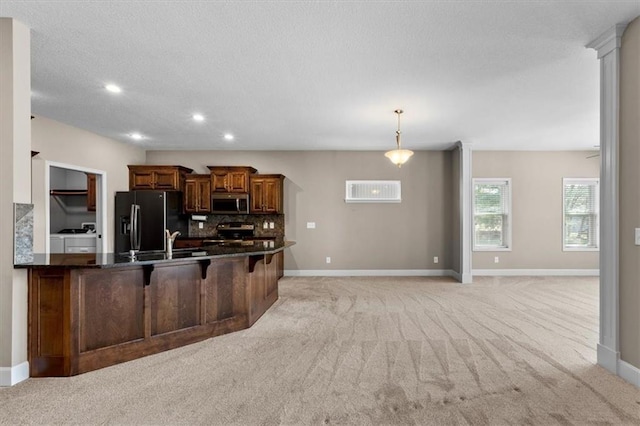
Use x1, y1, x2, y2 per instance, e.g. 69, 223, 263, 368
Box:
86, 173, 96, 211
27, 254, 271, 377
276, 251, 284, 279
149, 263, 201, 336
207, 166, 257, 193
183, 174, 211, 213
128, 165, 193, 191
173, 239, 204, 249
250, 174, 284, 214
247, 254, 279, 325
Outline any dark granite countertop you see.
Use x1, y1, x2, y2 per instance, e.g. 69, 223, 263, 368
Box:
15, 241, 295, 269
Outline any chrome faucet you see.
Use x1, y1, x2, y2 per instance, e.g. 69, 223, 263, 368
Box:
165, 230, 180, 257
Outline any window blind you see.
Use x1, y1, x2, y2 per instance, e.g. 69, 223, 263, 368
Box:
563, 178, 599, 249
345, 180, 401, 203
473, 179, 510, 249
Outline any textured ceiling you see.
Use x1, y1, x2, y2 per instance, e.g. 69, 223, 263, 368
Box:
1, 1, 639, 151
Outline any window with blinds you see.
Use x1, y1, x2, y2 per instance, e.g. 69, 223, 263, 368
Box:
345, 180, 401, 203
563, 178, 599, 250
473, 178, 511, 250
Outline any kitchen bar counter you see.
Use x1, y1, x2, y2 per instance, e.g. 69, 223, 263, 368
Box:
22, 241, 294, 377
16, 240, 293, 269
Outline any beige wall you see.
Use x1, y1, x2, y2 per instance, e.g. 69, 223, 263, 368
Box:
146, 150, 453, 271
31, 116, 146, 252
619, 18, 640, 369
0, 18, 30, 378
473, 151, 600, 270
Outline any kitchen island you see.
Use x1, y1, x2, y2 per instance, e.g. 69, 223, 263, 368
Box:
16, 241, 293, 377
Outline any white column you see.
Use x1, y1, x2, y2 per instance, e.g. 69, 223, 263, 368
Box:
0, 18, 31, 386
457, 141, 473, 283
587, 23, 627, 375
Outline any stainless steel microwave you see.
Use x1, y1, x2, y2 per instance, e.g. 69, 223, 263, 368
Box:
211, 193, 249, 214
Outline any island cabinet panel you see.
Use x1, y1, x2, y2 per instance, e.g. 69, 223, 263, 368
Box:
150, 263, 201, 336
205, 257, 246, 323
27, 251, 285, 377
28, 269, 68, 376
78, 269, 144, 352
276, 251, 284, 279
247, 254, 278, 326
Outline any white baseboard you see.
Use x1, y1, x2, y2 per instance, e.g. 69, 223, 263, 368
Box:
473, 269, 599, 276
597, 344, 640, 388
597, 343, 619, 374
618, 359, 640, 388
284, 269, 457, 277
0, 361, 29, 387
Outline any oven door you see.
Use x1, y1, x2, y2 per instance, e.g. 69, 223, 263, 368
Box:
211, 193, 249, 214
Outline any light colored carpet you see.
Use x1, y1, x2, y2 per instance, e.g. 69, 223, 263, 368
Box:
1, 276, 639, 425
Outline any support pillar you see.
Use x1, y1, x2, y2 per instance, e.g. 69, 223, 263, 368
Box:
587, 23, 627, 376
456, 141, 473, 283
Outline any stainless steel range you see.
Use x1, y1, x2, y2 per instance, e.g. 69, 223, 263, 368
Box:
203, 222, 256, 245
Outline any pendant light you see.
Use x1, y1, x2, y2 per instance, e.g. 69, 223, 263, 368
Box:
385, 109, 414, 167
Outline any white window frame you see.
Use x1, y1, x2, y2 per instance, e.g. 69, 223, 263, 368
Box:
473, 178, 512, 251
344, 180, 401, 203
562, 178, 599, 251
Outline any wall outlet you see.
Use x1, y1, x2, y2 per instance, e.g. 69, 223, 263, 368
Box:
433, 256, 439, 264
198, 222, 203, 229
326, 257, 331, 264
307, 222, 316, 229
263, 221, 268, 229
494, 256, 499, 263
635, 228, 640, 245
269, 222, 274, 229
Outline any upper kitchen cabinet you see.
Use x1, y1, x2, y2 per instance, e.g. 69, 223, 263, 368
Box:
207, 166, 257, 193
250, 174, 284, 214
128, 165, 193, 191
183, 174, 212, 213
86, 173, 96, 211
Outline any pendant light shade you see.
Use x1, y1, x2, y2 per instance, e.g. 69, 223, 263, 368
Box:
385, 109, 414, 167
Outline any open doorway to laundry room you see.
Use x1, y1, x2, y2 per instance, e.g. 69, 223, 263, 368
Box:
44, 161, 107, 254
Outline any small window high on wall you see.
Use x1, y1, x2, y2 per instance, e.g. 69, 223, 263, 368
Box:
345, 180, 401, 203
563, 178, 599, 251
473, 178, 511, 251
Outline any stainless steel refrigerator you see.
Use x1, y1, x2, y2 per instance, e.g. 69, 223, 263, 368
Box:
115, 191, 188, 253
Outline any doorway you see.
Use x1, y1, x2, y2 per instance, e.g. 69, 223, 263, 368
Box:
44, 161, 107, 253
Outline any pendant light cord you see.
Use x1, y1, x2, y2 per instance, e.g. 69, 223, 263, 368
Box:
395, 109, 403, 149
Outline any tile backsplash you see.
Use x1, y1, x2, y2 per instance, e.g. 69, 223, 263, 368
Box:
188, 214, 284, 238
14, 203, 34, 264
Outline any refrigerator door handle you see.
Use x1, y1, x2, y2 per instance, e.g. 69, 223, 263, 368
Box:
130, 204, 141, 251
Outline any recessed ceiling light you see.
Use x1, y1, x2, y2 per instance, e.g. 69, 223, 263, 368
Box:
192, 113, 205, 122
105, 84, 122, 93
223, 133, 234, 141
130, 133, 143, 140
